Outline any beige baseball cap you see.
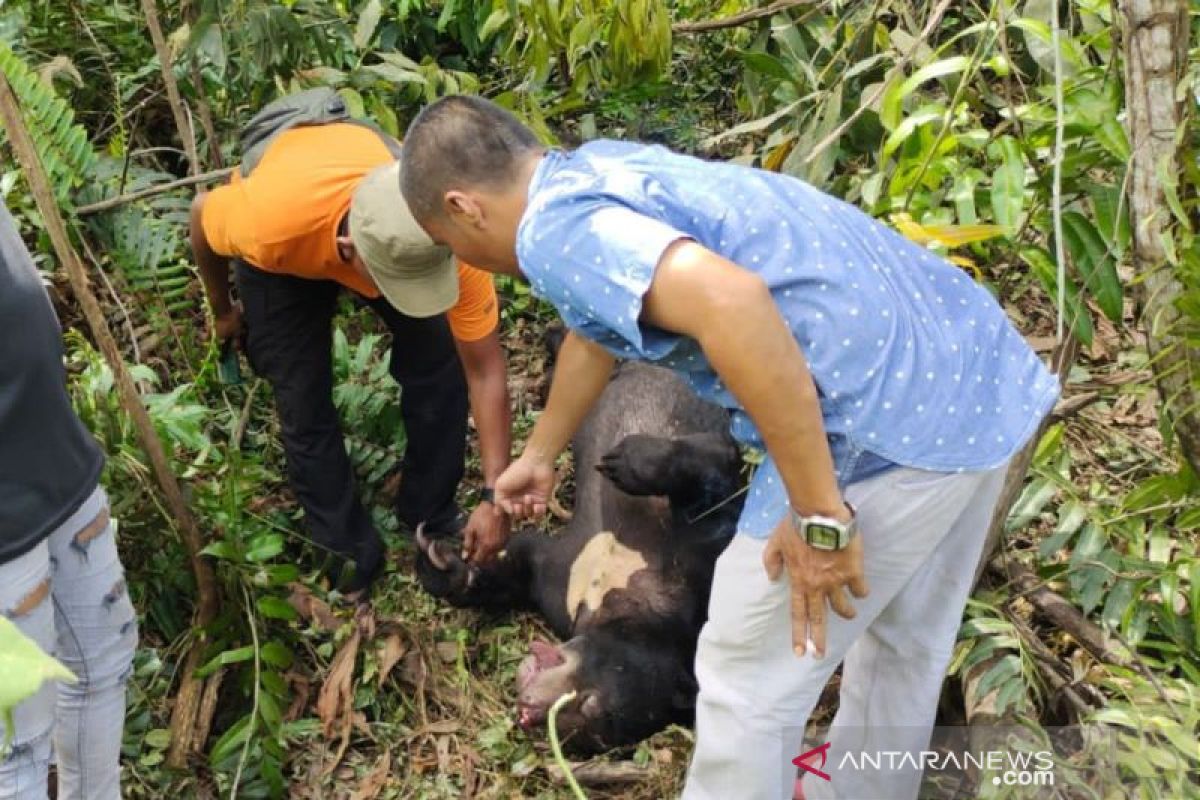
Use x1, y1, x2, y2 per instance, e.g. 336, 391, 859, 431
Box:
349, 161, 458, 318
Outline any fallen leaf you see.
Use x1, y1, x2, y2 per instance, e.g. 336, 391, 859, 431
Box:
349, 750, 392, 800
288, 584, 340, 632
377, 633, 407, 689
317, 629, 360, 775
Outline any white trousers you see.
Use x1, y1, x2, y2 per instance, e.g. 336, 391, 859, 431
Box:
682, 464, 1008, 800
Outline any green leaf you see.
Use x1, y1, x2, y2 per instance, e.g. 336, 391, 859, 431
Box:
1061, 211, 1122, 323
1006, 476, 1058, 531
1039, 500, 1088, 557
260, 642, 293, 669
988, 136, 1025, 232
1020, 245, 1094, 345
1102, 579, 1135, 631
144, 728, 172, 750
0, 618, 76, 751
244, 533, 284, 563
895, 56, 971, 103
882, 108, 942, 158
353, 0, 383, 50
197, 645, 254, 678
256, 596, 299, 621
200, 540, 240, 561
479, 7, 511, 40
740, 51, 794, 83
1094, 118, 1130, 162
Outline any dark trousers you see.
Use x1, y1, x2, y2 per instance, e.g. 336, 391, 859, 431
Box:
235, 261, 468, 584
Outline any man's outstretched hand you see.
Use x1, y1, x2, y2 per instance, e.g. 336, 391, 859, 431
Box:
463, 502, 510, 564
763, 515, 869, 659
493, 455, 556, 520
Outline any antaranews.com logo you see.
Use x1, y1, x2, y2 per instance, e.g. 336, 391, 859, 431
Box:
793, 742, 1054, 787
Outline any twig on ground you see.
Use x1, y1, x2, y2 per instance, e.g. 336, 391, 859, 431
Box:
988, 560, 1132, 669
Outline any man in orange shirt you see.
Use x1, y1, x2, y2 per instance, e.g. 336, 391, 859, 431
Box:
189, 122, 511, 598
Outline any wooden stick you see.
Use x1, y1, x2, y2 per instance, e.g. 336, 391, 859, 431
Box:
674, 0, 812, 33
140, 0, 200, 177
988, 560, 1131, 668
75, 167, 233, 216
548, 760, 652, 786
0, 72, 219, 768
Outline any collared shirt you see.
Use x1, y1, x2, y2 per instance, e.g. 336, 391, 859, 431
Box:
517, 141, 1059, 537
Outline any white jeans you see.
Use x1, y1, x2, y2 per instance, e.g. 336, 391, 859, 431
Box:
682, 464, 1007, 800
0, 486, 136, 800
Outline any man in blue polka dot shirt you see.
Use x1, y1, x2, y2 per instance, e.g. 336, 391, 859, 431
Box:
398, 96, 1059, 800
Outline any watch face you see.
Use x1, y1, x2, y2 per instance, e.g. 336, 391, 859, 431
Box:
807, 523, 841, 550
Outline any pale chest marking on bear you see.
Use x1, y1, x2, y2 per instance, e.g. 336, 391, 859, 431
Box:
566, 531, 647, 622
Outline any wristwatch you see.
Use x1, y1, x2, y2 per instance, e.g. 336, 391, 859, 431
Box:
480, 486, 496, 504
790, 502, 858, 551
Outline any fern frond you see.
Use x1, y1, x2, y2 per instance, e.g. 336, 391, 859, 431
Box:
0, 42, 96, 202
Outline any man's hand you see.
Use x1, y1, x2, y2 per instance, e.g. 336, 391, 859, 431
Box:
763, 515, 869, 658
463, 502, 510, 564
213, 304, 244, 344
494, 455, 556, 519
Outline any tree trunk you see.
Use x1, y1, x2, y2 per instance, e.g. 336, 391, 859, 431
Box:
1121, 0, 1200, 476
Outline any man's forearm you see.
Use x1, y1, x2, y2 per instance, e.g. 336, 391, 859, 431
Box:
456, 332, 513, 487
523, 331, 615, 464
189, 193, 232, 317
470, 363, 512, 487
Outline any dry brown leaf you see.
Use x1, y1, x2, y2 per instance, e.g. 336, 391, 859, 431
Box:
284, 670, 311, 722
317, 629, 361, 775
377, 633, 408, 689
288, 583, 341, 632
349, 750, 392, 800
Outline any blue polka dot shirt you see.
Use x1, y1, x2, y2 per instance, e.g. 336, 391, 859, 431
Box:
517, 141, 1060, 537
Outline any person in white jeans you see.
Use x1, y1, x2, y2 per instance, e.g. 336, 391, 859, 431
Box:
684, 464, 1007, 800
0, 488, 136, 800
1, 202, 136, 799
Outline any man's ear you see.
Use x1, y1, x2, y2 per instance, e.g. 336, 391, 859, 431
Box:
444, 190, 484, 228
336, 234, 355, 254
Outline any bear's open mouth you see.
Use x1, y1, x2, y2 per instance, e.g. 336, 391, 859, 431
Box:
515, 639, 566, 728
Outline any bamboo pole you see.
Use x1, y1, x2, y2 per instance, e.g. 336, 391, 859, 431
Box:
0, 72, 218, 769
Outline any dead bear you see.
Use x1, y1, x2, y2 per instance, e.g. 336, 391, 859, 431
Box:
416, 360, 744, 753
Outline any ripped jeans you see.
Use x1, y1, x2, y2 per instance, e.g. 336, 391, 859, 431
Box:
0, 486, 137, 800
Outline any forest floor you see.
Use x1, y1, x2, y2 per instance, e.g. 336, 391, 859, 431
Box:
122, 253, 1175, 800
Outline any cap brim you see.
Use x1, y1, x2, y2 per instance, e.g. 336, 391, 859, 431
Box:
368, 249, 459, 318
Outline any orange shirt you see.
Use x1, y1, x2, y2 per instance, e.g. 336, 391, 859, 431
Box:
202, 123, 498, 341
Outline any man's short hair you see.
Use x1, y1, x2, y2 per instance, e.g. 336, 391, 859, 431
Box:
400, 95, 543, 222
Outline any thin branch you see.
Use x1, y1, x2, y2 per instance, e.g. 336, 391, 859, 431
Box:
803, 0, 952, 166
674, 0, 811, 33
75, 167, 233, 215
140, 0, 200, 176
